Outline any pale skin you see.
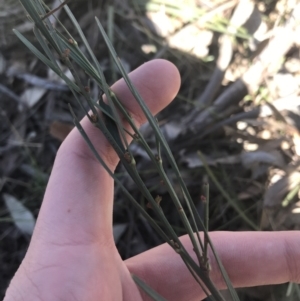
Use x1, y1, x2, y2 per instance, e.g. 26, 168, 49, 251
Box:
4, 59, 300, 301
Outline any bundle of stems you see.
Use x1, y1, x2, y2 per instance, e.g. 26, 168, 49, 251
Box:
15, 1, 240, 300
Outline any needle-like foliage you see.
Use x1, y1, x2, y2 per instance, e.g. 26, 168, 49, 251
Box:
15, 1, 240, 300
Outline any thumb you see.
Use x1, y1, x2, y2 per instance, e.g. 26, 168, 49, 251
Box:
29, 59, 180, 247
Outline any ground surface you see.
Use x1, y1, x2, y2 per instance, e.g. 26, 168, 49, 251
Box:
0, 0, 300, 300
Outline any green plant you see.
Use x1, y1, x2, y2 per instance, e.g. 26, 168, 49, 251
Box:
15, 1, 241, 300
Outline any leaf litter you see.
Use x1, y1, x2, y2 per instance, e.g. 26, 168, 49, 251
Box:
0, 0, 300, 299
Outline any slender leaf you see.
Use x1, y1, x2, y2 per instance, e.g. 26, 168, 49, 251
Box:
13, 29, 80, 92
198, 151, 258, 230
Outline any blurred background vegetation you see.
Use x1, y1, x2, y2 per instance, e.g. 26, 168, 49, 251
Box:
0, 0, 300, 299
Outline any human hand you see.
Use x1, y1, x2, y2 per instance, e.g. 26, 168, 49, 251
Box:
4, 59, 300, 301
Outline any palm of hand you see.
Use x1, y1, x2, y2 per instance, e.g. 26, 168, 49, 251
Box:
21, 239, 143, 300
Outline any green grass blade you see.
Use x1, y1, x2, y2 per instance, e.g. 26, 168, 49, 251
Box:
282, 184, 300, 207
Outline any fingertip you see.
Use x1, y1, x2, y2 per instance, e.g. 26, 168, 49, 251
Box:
146, 59, 181, 111
141, 58, 181, 104
111, 59, 181, 122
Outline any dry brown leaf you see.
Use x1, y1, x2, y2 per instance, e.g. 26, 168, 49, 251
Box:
241, 150, 285, 169
290, 201, 300, 226
20, 87, 46, 108
168, 26, 212, 58
237, 184, 263, 201
0, 52, 6, 74
3, 193, 35, 236
49, 121, 74, 142
264, 170, 300, 207
261, 204, 300, 230
146, 6, 178, 37
183, 152, 240, 168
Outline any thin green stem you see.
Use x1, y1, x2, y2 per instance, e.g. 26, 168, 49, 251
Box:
108, 5, 117, 83
15, 2, 241, 299
198, 151, 258, 230
203, 182, 210, 271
